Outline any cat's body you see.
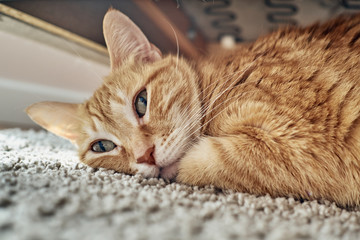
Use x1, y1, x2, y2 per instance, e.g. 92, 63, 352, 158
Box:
27, 10, 360, 207
184, 15, 360, 207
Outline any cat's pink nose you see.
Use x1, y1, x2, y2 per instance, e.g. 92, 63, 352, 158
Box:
136, 146, 156, 165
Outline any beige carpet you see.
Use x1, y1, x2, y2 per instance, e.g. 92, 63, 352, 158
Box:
1, 128, 360, 240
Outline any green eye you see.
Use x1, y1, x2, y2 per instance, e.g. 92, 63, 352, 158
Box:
91, 140, 116, 153
135, 89, 147, 118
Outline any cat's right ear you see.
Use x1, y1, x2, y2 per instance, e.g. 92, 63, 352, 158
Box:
26, 102, 81, 145
103, 8, 162, 71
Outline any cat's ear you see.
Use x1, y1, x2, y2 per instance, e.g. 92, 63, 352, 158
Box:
103, 8, 162, 70
26, 102, 81, 144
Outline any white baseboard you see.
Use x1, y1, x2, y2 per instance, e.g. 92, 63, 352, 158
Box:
0, 77, 93, 126
0, 20, 109, 127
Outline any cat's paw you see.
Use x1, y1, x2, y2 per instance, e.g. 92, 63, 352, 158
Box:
176, 137, 219, 186
160, 161, 179, 181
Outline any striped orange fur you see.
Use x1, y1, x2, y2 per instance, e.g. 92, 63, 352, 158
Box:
27, 9, 360, 207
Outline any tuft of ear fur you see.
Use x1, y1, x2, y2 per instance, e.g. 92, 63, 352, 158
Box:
103, 8, 162, 71
26, 102, 81, 144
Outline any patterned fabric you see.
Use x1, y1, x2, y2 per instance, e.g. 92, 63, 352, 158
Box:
182, 0, 360, 42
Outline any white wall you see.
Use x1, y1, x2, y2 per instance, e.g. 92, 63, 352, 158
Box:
0, 30, 109, 127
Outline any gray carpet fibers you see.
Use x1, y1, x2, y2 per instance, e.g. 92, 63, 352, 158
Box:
1, 128, 360, 240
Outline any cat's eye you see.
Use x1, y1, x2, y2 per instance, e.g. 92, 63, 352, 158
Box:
91, 140, 116, 153
134, 89, 147, 118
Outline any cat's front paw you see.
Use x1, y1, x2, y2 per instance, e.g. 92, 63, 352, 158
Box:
160, 161, 179, 181
176, 137, 219, 187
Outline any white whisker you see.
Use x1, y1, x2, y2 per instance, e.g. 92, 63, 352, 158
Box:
174, 61, 258, 139
167, 23, 180, 72
165, 88, 260, 157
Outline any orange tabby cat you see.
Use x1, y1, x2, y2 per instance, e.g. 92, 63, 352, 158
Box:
27, 9, 360, 207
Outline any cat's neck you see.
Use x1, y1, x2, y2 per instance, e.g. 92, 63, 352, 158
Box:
191, 48, 253, 134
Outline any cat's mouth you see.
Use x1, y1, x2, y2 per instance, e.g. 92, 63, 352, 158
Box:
134, 157, 180, 180
156, 152, 187, 180
159, 160, 180, 180
135, 147, 184, 180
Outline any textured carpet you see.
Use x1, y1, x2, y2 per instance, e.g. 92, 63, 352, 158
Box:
1, 129, 360, 240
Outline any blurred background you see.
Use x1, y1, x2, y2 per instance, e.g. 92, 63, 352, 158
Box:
0, 0, 359, 128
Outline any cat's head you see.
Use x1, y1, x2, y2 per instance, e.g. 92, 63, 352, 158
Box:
26, 9, 201, 179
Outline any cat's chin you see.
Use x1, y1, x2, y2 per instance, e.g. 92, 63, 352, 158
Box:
159, 161, 179, 181
134, 163, 160, 178
133, 160, 179, 180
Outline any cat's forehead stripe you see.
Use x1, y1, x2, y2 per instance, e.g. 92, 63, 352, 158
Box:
91, 116, 105, 133
145, 64, 170, 86
84, 102, 101, 132
87, 116, 123, 145
88, 103, 116, 130
92, 93, 109, 117
109, 100, 137, 127
114, 89, 126, 105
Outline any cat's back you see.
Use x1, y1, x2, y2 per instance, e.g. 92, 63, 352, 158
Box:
198, 13, 360, 138
197, 13, 360, 165
191, 14, 360, 206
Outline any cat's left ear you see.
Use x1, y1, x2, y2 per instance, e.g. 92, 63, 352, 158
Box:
26, 102, 81, 145
103, 8, 162, 71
